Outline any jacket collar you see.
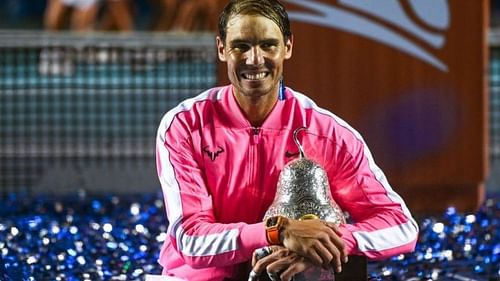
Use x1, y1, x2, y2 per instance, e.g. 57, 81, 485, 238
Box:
222, 85, 291, 131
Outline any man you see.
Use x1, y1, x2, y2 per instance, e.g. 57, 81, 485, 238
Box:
155, 1, 419, 280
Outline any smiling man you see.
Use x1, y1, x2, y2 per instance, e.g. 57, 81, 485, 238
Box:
155, 1, 419, 280
216, 9, 292, 126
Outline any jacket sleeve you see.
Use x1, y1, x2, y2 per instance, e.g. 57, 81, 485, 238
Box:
330, 128, 419, 260
156, 111, 268, 269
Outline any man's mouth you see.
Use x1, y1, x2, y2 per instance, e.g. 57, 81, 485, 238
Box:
242, 72, 269, 80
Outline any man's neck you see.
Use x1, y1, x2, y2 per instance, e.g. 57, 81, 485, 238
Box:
234, 90, 278, 127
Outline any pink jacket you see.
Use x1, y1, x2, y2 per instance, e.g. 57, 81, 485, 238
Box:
156, 85, 419, 280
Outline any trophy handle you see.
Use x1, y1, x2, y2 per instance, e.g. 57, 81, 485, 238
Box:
293, 127, 307, 159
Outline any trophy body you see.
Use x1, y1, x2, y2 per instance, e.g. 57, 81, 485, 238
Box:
261, 127, 346, 281
264, 156, 345, 225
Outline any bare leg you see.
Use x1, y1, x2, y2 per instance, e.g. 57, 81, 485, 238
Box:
44, 0, 69, 31
152, 0, 178, 31
172, 0, 198, 31
202, 0, 218, 31
174, 0, 219, 32
104, 0, 134, 31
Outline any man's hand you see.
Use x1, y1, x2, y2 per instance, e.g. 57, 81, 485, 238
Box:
250, 246, 313, 281
280, 218, 347, 272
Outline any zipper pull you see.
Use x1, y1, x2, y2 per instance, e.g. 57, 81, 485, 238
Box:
251, 127, 260, 144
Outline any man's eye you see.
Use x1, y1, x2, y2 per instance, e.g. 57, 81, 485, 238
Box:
261, 43, 276, 49
233, 44, 249, 51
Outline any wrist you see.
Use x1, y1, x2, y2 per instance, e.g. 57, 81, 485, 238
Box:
265, 216, 288, 245
279, 217, 289, 243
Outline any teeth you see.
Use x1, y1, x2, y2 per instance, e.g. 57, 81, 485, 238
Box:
244, 72, 267, 80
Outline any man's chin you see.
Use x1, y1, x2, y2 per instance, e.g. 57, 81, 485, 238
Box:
240, 88, 271, 98
238, 83, 274, 96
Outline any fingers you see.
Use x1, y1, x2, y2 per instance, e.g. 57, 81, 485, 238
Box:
252, 246, 272, 266
302, 243, 323, 266
282, 219, 348, 269
313, 224, 344, 269
278, 256, 310, 281
324, 221, 343, 237
251, 246, 289, 276
266, 254, 312, 281
314, 238, 342, 272
252, 247, 312, 281
320, 221, 348, 265
254, 243, 344, 281
333, 236, 348, 265
310, 240, 333, 268
324, 222, 348, 264
266, 255, 296, 281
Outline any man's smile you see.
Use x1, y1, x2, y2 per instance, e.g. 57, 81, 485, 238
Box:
241, 72, 270, 80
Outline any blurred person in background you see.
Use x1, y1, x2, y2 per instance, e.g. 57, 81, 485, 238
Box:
99, 0, 134, 31
44, 0, 99, 31
42, 0, 101, 76
150, 0, 179, 31
171, 0, 218, 31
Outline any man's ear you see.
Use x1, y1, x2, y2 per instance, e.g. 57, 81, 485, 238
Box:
285, 35, 293, 60
216, 36, 227, 62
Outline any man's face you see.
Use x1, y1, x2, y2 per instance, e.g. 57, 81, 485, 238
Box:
217, 15, 293, 100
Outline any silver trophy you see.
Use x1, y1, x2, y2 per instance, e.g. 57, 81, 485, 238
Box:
250, 127, 346, 281
264, 127, 345, 225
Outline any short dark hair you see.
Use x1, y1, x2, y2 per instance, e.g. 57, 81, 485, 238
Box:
218, 0, 292, 44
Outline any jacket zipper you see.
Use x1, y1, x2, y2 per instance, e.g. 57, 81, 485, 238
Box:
248, 127, 260, 189
251, 127, 260, 144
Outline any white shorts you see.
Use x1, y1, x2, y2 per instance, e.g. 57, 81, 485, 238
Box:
61, 0, 99, 9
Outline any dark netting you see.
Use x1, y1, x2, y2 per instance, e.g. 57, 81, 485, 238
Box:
0, 32, 216, 194
491, 46, 500, 159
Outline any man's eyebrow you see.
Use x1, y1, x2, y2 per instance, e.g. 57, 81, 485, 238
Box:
228, 39, 249, 45
260, 39, 280, 44
228, 38, 281, 45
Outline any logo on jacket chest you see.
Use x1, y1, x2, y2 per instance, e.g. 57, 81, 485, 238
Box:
203, 145, 225, 161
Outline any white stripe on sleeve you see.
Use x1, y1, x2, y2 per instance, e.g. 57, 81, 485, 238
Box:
157, 87, 241, 257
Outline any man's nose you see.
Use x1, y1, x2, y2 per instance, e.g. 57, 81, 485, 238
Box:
246, 47, 264, 65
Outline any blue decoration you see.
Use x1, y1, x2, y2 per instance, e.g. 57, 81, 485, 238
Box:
368, 195, 500, 280
0, 191, 165, 280
1, 191, 499, 280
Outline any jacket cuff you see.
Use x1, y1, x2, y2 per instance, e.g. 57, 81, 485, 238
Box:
239, 222, 269, 257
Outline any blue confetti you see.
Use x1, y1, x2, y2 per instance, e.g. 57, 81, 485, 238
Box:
1, 192, 500, 280
0, 192, 165, 280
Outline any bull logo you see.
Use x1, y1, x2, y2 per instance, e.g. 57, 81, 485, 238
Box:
203, 145, 224, 161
